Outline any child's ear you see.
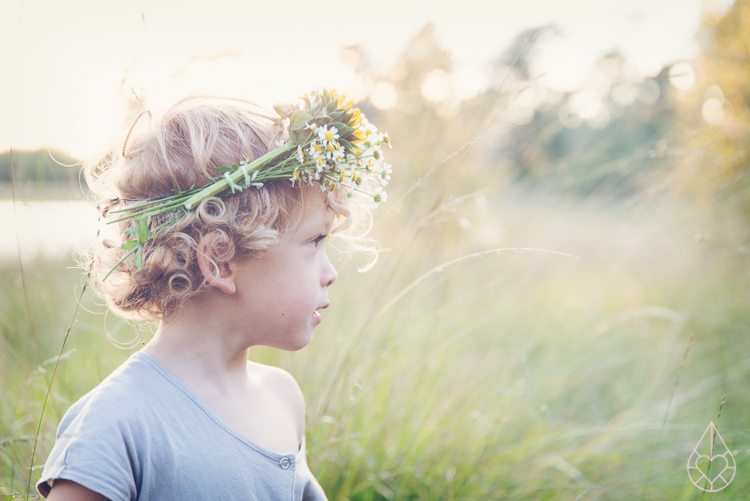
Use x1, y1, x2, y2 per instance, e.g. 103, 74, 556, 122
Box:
197, 232, 237, 295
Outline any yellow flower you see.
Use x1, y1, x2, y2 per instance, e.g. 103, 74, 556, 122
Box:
348, 108, 362, 127
352, 129, 366, 143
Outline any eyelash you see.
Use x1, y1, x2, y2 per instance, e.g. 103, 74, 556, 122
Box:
312, 235, 328, 248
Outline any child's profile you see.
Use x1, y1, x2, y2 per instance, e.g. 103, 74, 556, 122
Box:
37, 92, 388, 501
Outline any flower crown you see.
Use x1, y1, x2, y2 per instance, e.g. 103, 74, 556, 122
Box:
105, 88, 392, 278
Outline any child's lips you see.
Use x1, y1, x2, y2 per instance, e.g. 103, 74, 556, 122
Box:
313, 303, 328, 325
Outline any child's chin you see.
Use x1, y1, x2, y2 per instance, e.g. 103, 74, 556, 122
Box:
283, 333, 314, 352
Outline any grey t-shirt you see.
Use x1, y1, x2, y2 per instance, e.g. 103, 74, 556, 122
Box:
37, 351, 327, 500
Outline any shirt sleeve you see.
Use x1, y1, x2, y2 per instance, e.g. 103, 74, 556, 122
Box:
36, 396, 140, 501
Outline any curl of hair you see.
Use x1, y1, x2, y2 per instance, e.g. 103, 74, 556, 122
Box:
83, 96, 378, 320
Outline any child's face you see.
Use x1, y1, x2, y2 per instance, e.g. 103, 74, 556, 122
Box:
231, 186, 338, 351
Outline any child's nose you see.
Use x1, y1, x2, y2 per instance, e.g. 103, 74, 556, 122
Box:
323, 254, 337, 287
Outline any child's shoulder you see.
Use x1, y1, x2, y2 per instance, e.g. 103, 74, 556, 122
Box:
59, 352, 171, 427
246, 361, 306, 426
247, 360, 300, 388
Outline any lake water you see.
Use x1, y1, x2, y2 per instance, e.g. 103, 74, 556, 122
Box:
0, 200, 101, 259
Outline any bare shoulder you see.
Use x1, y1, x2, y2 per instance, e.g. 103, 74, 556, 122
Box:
247, 361, 306, 430
47, 479, 110, 501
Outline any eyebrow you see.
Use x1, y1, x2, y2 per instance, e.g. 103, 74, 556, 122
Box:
301, 214, 334, 240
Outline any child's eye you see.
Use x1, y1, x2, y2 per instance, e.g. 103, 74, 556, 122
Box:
312, 235, 328, 248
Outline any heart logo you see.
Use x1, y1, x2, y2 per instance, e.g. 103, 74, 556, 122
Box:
694, 454, 728, 484
687, 422, 736, 492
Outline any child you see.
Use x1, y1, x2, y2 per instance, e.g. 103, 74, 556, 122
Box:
37, 92, 390, 500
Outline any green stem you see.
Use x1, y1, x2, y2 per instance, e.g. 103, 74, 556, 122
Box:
103, 215, 182, 281
102, 247, 138, 281
107, 190, 201, 214
106, 196, 193, 225
184, 142, 296, 209
26, 275, 89, 501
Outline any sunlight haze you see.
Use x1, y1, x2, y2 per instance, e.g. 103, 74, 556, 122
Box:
2, 0, 702, 158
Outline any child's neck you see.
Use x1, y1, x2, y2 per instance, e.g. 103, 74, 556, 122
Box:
143, 291, 252, 387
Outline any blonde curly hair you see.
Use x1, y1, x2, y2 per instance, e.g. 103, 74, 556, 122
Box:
85, 96, 372, 320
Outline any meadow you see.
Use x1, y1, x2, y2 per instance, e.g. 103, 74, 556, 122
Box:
2, 165, 748, 500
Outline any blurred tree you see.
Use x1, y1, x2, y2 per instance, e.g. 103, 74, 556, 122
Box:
389, 23, 452, 118
672, 0, 750, 231
467, 43, 677, 198
356, 24, 459, 202
0, 149, 78, 183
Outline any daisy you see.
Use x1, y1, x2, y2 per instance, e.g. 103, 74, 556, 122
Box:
324, 126, 340, 144
379, 163, 392, 186
369, 186, 387, 209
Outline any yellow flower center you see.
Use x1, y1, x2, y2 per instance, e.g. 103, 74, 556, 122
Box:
325, 131, 335, 142
326, 143, 335, 153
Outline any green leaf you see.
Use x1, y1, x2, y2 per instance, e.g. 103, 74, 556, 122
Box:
329, 110, 346, 122
134, 247, 143, 270
125, 219, 139, 235
273, 102, 298, 119
339, 138, 354, 151
137, 217, 149, 244
216, 166, 235, 174
290, 128, 312, 146
121, 240, 138, 250
310, 100, 326, 118
326, 100, 338, 114
289, 109, 314, 133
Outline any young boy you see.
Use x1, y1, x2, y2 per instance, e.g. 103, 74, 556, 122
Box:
38, 92, 390, 500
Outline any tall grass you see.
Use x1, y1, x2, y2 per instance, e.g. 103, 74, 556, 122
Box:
2, 170, 748, 499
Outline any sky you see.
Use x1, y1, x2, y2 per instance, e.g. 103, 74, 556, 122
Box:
1, 0, 706, 159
